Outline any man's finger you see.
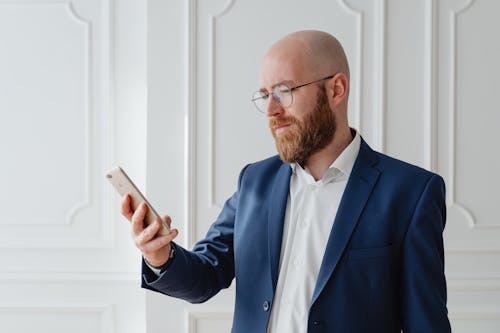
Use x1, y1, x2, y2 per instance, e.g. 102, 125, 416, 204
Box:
131, 202, 148, 235
136, 219, 161, 246
142, 228, 179, 254
121, 194, 134, 221
162, 215, 173, 228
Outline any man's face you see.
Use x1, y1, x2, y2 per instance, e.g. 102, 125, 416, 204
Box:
269, 85, 336, 164
259, 41, 337, 164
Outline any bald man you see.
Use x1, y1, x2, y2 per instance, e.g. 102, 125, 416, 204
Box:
122, 30, 451, 332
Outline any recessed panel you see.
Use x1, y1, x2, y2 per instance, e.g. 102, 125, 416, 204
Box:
455, 0, 500, 228
189, 312, 233, 333
0, 307, 107, 333
192, 0, 384, 242
211, 0, 361, 207
0, 1, 112, 248
438, 0, 500, 252
0, 3, 87, 225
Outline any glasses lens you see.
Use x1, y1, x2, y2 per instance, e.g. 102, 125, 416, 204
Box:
275, 84, 292, 108
252, 91, 268, 113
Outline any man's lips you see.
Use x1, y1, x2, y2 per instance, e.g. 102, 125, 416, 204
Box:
273, 123, 291, 135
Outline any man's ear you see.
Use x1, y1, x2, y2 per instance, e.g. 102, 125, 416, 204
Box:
328, 73, 348, 108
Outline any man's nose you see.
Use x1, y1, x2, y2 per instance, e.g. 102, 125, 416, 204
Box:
265, 94, 284, 118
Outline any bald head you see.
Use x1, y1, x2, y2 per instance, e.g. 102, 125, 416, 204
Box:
260, 30, 350, 84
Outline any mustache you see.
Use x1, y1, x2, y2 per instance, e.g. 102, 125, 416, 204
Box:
269, 116, 300, 129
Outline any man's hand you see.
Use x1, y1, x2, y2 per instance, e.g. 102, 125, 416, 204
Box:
121, 194, 179, 267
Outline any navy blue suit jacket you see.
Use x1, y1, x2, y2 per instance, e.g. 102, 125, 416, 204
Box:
142, 139, 451, 332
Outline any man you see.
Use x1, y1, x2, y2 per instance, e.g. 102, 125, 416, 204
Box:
121, 30, 451, 332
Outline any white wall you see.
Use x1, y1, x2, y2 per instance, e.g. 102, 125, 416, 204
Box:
0, 0, 147, 332
146, 0, 500, 332
1, 0, 498, 332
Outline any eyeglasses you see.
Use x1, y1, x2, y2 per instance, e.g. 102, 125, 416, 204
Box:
251, 74, 335, 113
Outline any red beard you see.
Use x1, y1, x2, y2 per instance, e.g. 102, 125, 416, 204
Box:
269, 87, 336, 164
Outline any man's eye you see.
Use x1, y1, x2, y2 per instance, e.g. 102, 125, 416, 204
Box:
260, 93, 270, 100
278, 87, 291, 94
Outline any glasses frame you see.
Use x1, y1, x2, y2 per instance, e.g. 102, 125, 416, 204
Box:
251, 74, 335, 113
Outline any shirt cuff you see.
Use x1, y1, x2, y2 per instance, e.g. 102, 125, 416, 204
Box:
144, 258, 162, 276
142, 243, 177, 277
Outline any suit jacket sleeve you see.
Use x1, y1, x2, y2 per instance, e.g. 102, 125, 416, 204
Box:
402, 174, 451, 332
140, 165, 249, 303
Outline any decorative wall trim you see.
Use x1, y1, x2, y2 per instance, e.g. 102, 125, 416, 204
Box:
185, 0, 198, 247
446, 0, 498, 229
447, 276, 500, 291
185, 0, 388, 245
65, 0, 92, 227
186, 0, 239, 246
0, 1, 91, 227
208, 0, 237, 210
424, 0, 438, 171
375, 0, 387, 153
0, 271, 139, 284
0, 304, 114, 333
448, 0, 500, 229
449, 308, 500, 320
340, 0, 363, 137
445, 242, 500, 253
187, 310, 233, 333
341, 0, 387, 152
0, 0, 114, 248
100, 0, 115, 249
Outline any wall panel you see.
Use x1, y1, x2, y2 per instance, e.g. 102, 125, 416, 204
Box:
189, 0, 386, 244
435, 0, 500, 331
0, 0, 112, 249
0, 0, 147, 332
437, 0, 500, 251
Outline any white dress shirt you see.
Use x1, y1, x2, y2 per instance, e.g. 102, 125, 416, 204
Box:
267, 131, 361, 333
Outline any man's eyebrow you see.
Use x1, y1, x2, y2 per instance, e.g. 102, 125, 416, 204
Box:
259, 79, 295, 92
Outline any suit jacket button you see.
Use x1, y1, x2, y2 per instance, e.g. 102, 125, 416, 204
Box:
263, 301, 270, 312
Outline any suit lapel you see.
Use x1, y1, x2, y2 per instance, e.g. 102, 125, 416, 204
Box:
311, 140, 380, 306
268, 163, 292, 292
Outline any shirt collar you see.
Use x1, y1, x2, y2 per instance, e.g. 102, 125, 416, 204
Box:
330, 128, 360, 177
290, 129, 361, 179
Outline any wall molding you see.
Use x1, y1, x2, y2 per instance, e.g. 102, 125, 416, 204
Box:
208, 0, 237, 210
449, 308, 500, 321
185, 0, 198, 247
341, 0, 387, 152
184, 0, 387, 245
424, 0, 438, 171
0, 304, 114, 333
0, 0, 115, 248
187, 310, 233, 333
340, 0, 364, 140
447, 276, 500, 291
445, 0, 498, 229
0, 1, 91, 227
0, 271, 140, 284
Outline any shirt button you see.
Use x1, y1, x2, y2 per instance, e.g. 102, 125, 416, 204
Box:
263, 301, 270, 312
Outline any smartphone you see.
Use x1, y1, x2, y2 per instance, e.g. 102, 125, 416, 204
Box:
106, 166, 170, 236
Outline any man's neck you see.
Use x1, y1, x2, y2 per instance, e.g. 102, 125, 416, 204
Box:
303, 127, 354, 181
